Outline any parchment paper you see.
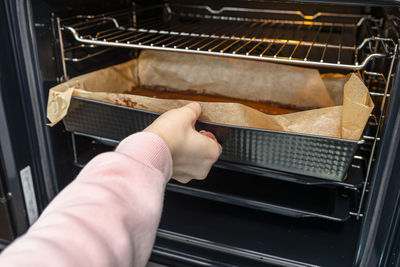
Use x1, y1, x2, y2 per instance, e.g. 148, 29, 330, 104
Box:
321, 73, 350, 106
47, 51, 374, 140
139, 51, 335, 109
47, 59, 137, 125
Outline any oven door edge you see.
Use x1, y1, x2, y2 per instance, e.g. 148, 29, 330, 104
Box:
1, 0, 59, 236
3, 0, 58, 203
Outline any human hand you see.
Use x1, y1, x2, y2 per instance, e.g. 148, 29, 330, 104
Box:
144, 102, 222, 183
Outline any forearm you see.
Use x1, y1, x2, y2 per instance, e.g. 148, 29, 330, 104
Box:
0, 132, 172, 267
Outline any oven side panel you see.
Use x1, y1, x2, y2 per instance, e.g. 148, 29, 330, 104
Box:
356, 63, 400, 266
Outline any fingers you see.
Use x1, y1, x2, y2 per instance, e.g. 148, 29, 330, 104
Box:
196, 131, 222, 161
154, 102, 222, 184
199, 130, 223, 157
172, 131, 222, 184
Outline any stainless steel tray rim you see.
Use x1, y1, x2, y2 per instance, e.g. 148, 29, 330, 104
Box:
71, 96, 365, 144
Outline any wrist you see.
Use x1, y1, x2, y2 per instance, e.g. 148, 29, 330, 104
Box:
116, 132, 173, 181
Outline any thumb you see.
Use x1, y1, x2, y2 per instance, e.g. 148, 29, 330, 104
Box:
180, 102, 201, 125
173, 176, 192, 184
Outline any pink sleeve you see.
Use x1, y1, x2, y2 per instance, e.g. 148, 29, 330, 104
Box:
0, 132, 172, 267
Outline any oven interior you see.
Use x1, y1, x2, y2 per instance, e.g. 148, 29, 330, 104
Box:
32, 0, 400, 266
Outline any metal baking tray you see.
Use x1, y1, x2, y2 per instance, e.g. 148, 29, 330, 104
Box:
63, 97, 364, 181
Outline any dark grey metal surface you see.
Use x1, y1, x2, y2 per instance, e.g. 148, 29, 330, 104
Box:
156, 191, 361, 267
63, 97, 362, 181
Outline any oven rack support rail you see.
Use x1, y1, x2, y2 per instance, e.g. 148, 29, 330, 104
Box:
58, 4, 395, 74
356, 45, 398, 219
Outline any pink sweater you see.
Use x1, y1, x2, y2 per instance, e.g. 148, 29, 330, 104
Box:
0, 132, 172, 267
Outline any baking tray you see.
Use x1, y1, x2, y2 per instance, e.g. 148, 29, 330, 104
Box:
63, 97, 364, 181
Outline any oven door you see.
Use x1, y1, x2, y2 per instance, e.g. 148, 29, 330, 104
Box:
0, 171, 13, 246
0, 0, 55, 240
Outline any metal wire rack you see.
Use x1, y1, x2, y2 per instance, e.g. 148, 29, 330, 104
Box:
63, 44, 112, 62
59, 4, 395, 71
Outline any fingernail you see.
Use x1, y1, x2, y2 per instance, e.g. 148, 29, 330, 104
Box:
199, 130, 217, 141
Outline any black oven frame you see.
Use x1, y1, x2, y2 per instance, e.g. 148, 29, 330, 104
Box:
1, 0, 400, 266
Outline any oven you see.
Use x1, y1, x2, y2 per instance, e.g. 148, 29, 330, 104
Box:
2, 0, 400, 266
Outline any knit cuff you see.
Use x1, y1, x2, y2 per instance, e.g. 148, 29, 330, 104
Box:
116, 132, 173, 181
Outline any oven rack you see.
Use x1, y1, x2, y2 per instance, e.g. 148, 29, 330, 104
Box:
58, 4, 395, 72
166, 182, 353, 222
214, 160, 365, 189
70, 132, 357, 222
63, 44, 113, 63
